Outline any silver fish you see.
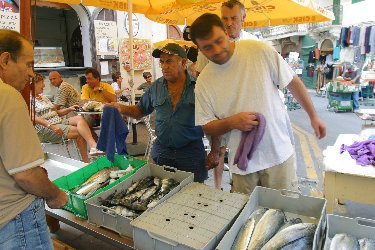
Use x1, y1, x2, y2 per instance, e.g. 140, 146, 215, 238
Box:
247, 209, 285, 250
260, 223, 316, 250
359, 238, 375, 250
139, 185, 160, 202
279, 238, 312, 250
330, 234, 359, 250
75, 167, 118, 196
277, 218, 303, 232
232, 208, 268, 250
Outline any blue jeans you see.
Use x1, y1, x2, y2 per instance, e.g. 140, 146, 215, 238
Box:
0, 198, 53, 250
151, 139, 208, 183
352, 91, 360, 110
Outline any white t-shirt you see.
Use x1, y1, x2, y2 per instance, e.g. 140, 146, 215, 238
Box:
196, 30, 258, 73
195, 40, 295, 175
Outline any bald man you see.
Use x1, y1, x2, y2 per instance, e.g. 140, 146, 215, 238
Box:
49, 71, 80, 110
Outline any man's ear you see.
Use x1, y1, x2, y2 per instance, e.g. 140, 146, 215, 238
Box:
0, 52, 11, 68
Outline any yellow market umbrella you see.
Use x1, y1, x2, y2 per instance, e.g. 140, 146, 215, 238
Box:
153, 39, 197, 49
81, 0, 216, 14
146, 0, 335, 28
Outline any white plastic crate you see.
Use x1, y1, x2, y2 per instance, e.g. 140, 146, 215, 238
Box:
131, 182, 248, 250
323, 215, 375, 249
85, 163, 194, 237
216, 186, 327, 250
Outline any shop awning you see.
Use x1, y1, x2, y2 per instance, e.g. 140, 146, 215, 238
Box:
153, 39, 196, 49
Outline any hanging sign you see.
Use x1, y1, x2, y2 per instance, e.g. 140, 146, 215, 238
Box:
0, 11, 20, 31
94, 20, 118, 56
120, 38, 151, 70
124, 13, 140, 37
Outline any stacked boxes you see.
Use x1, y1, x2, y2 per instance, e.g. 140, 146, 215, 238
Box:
131, 183, 248, 250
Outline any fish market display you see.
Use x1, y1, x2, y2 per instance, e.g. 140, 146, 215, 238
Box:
231, 208, 317, 250
329, 234, 375, 250
99, 176, 179, 219
73, 166, 133, 197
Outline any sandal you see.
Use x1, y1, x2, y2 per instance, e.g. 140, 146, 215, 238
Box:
89, 148, 105, 156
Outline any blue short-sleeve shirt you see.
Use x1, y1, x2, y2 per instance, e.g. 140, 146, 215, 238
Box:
138, 73, 203, 149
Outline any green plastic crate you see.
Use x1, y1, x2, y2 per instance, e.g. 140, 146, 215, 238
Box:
53, 154, 146, 219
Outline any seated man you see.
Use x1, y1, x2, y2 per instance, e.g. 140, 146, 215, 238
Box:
81, 68, 117, 103
49, 71, 80, 110
32, 73, 102, 163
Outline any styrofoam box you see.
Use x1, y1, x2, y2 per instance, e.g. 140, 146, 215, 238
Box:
131, 182, 248, 250
217, 186, 327, 250
85, 163, 194, 237
323, 215, 375, 249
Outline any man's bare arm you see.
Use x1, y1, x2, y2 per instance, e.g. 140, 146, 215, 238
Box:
287, 75, 326, 139
102, 89, 117, 103
203, 112, 258, 136
13, 167, 68, 208
109, 103, 144, 120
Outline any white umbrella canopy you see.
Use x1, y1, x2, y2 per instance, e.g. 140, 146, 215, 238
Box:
146, 0, 335, 28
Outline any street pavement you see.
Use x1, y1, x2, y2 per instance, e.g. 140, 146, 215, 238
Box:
43, 90, 375, 249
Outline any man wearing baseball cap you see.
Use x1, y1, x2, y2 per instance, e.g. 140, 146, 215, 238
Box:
111, 43, 208, 182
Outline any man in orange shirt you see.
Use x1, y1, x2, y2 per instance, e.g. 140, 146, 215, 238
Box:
81, 68, 117, 103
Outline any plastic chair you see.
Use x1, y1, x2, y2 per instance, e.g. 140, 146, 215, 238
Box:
143, 115, 157, 161
41, 137, 82, 161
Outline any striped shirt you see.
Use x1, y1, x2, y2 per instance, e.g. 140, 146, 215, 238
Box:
54, 81, 80, 108
32, 95, 62, 133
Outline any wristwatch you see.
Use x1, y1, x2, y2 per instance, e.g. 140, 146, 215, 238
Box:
98, 87, 104, 92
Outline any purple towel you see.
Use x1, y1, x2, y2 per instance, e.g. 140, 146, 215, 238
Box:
233, 113, 266, 171
340, 139, 375, 166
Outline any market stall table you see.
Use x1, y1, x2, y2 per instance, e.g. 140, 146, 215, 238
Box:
323, 134, 375, 213
42, 153, 135, 250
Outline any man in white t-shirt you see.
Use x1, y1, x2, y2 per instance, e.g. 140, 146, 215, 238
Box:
191, 14, 326, 195
197, 0, 258, 190
196, 0, 258, 74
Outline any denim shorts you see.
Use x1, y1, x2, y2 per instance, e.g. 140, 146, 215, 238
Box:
0, 198, 53, 250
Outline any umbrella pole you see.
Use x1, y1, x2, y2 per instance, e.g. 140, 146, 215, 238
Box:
128, 0, 137, 144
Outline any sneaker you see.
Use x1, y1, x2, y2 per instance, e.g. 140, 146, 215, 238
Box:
89, 148, 105, 156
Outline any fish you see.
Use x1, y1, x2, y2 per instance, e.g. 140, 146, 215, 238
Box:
330, 234, 359, 250
113, 206, 138, 217
139, 185, 160, 202
160, 178, 178, 194
75, 167, 118, 196
232, 208, 268, 250
277, 218, 303, 232
279, 238, 312, 250
260, 223, 316, 250
359, 238, 375, 250
109, 167, 134, 179
126, 180, 141, 195
247, 209, 285, 250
